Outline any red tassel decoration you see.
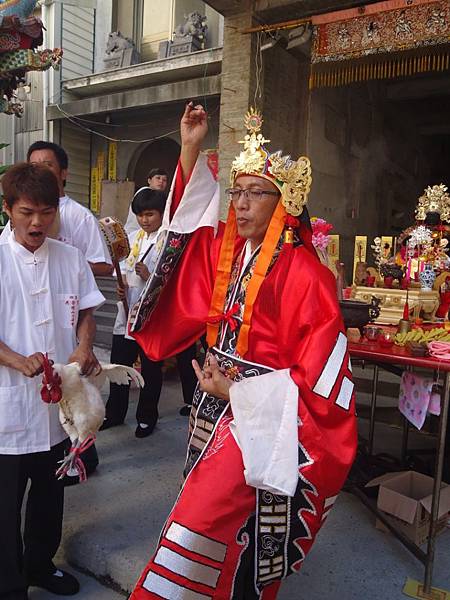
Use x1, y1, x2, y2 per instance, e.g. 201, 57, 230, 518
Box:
403, 288, 410, 321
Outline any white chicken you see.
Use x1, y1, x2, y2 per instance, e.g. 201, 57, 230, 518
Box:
40, 355, 144, 481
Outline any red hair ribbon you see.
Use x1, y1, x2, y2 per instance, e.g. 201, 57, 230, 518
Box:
207, 303, 240, 332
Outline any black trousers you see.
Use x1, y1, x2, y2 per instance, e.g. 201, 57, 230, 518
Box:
0, 439, 67, 600
105, 336, 197, 425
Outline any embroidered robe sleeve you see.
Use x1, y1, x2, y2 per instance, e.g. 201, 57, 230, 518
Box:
132, 154, 223, 361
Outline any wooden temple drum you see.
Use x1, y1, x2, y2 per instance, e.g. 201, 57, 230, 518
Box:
99, 216, 130, 263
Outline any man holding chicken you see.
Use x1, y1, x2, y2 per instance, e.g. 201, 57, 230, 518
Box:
0, 163, 104, 599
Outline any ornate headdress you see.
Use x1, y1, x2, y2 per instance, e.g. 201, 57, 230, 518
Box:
415, 183, 450, 222
230, 108, 312, 217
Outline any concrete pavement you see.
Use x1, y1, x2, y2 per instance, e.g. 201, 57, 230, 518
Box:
35, 357, 450, 599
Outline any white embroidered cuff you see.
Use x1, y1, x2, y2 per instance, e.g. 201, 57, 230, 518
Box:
229, 368, 299, 497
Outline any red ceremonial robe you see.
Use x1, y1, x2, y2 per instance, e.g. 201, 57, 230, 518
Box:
130, 159, 357, 600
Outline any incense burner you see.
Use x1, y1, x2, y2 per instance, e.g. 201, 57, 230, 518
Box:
340, 296, 380, 332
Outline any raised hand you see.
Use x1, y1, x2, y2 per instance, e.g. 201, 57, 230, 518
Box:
192, 355, 233, 401
180, 102, 208, 148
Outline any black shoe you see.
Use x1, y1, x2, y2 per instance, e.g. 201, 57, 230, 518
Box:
99, 418, 123, 431
28, 569, 80, 596
135, 423, 155, 438
179, 404, 192, 416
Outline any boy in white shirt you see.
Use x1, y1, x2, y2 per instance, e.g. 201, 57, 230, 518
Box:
102, 188, 166, 437
0, 163, 104, 599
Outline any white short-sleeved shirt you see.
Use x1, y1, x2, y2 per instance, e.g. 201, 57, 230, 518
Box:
0, 195, 112, 265
0, 234, 105, 455
113, 228, 159, 336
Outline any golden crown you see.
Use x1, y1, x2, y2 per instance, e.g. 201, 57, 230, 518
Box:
230, 108, 312, 217
415, 183, 450, 222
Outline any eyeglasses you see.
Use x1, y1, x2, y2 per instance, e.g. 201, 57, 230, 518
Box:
225, 188, 280, 202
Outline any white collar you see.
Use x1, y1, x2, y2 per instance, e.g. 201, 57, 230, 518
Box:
59, 195, 69, 207
8, 231, 49, 264
146, 230, 158, 244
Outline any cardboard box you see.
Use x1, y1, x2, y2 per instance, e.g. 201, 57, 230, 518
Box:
366, 471, 450, 546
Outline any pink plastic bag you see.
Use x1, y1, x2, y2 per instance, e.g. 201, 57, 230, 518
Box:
398, 371, 435, 430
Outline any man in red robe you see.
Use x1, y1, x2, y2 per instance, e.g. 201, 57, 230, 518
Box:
129, 104, 357, 600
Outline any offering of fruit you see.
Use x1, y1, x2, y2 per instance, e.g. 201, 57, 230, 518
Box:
394, 327, 450, 346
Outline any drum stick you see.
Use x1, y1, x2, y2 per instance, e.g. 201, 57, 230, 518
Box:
115, 260, 129, 315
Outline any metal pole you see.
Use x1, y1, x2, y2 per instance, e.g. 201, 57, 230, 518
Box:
368, 364, 379, 455
42, 1, 52, 142
423, 370, 450, 593
401, 417, 410, 465
401, 366, 412, 465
